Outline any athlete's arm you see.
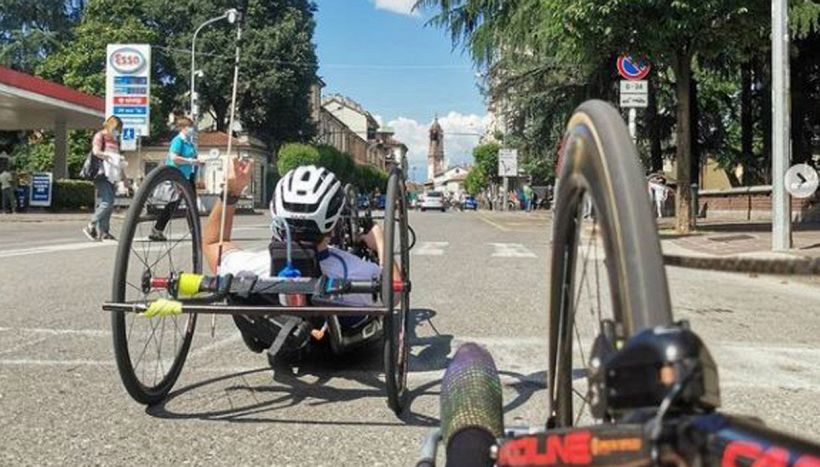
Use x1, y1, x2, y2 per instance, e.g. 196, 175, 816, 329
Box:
361, 224, 401, 277
203, 157, 253, 273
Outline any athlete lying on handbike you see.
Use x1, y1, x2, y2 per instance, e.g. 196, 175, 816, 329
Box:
202, 159, 394, 360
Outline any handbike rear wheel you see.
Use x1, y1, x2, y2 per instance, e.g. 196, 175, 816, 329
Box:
548, 101, 673, 426
111, 166, 201, 405
383, 168, 411, 415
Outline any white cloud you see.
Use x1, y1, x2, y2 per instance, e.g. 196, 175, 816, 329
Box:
372, 0, 419, 16
388, 112, 491, 182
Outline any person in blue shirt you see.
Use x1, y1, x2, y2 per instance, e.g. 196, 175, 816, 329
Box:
150, 116, 201, 241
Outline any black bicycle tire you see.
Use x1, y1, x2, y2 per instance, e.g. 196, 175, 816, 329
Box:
111, 166, 201, 405
548, 100, 673, 426
383, 169, 410, 415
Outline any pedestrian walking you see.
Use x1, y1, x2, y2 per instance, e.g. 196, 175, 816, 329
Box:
0, 166, 14, 214
83, 116, 123, 241
648, 175, 669, 219
149, 116, 201, 241
523, 183, 535, 212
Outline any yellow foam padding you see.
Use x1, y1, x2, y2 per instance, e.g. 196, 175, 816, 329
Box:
178, 273, 204, 297
141, 299, 183, 318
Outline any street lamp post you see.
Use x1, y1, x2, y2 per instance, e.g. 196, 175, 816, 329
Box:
190, 9, 238, 136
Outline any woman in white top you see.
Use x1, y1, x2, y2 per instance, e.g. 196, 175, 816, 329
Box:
83, 116, 122, 241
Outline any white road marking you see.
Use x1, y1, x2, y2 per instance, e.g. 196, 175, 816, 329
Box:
0, 332, 816, 392
412, 241, 449, 256
490, 243, 538, 258
0, 241, 115, 258
0, 327, 110, 336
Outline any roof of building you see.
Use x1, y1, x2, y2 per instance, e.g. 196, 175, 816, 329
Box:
148, 131, 264, 150
430, 117, 442, 132
0, 65, 105, 130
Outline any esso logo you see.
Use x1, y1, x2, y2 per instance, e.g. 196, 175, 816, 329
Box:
110, 48, 146, 74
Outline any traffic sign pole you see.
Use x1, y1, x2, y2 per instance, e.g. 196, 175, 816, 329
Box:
628, 108, 637, 143
772, 0, 792, 250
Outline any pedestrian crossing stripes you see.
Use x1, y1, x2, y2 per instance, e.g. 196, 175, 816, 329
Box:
411, 241, 540, 258
490, 242, 538, 258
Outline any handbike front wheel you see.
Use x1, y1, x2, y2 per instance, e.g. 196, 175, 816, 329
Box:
548, 100, 673, 426
383, 168, 411, 415
111, 166, 202, 405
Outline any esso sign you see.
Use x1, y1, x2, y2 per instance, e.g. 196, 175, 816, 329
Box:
110, 48, 147, 74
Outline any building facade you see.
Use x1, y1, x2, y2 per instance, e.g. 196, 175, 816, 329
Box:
121, 131, 270, 209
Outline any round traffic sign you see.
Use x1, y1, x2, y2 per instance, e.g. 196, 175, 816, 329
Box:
617, 55, 651, 81
785, 164, 819, 199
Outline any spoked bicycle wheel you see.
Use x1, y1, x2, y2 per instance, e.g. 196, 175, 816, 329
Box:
382, 168, 411, 415
111, 166, 202, 405
548, 100, 673, 427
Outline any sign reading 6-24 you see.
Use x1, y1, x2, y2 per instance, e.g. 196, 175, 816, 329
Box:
110, 47, 147, 74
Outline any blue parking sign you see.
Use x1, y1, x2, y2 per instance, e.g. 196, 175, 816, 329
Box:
29, 172, 53, 207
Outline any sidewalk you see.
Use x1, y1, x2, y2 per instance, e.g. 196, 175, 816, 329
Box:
658, 218, 820, 259
0, 211, 93, 223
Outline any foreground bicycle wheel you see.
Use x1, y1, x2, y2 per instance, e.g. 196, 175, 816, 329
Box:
383, 168, 411, 415
548, 100, 673, 426
111, 166, 202, 405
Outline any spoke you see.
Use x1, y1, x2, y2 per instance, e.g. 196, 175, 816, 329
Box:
147, 231, 192, 272
133, 317, 159, 374
575, 395, 589, 426
573, 319, 586, 368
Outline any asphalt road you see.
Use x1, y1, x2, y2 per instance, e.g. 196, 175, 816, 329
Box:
0, 210, 818, 465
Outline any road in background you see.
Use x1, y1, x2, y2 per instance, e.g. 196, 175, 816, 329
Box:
0, 210, 817, 465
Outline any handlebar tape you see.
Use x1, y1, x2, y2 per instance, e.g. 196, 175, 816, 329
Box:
440, 343, 504, 449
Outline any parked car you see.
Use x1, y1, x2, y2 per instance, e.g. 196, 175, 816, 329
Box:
463, 195, 478, 210
420, 191, 445, 212
375, 194, 386, 210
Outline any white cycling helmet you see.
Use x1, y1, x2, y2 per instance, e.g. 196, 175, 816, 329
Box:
270, 165, 345, 240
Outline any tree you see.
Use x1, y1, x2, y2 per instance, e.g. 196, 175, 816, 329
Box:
0, 0, 80, 73
277, 142, 319, 175
417, 0, 773, 233
166, 0, 319, 147
37, 0, 184, 139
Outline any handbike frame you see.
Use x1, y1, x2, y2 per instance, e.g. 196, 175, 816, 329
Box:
103, 272, 410, 318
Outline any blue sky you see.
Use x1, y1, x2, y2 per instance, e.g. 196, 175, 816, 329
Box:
313, 0, 490, 179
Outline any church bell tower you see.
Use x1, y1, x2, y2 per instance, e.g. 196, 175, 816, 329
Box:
427, 117, 444, 182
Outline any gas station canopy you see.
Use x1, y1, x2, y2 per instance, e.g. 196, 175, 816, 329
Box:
0, 66, 106, 177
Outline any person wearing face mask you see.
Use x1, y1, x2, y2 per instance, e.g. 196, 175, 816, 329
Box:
149, 115, 201, 241
83, 115, 123, 241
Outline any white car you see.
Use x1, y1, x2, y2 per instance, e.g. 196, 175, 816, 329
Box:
420, 191, 446, 212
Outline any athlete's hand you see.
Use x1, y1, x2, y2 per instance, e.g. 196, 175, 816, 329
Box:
226, 156, 252, 196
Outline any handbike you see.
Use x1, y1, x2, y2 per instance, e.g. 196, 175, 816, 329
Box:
418, 100, 820, 466
105, 164, 413, 415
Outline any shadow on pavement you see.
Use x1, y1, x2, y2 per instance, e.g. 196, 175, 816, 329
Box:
146, 308, 547, 427
146, 308, 448, 427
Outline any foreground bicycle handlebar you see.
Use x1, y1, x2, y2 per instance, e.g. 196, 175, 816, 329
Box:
421, 324, 820, 467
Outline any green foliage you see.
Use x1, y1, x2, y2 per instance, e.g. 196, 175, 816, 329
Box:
277, 143, 319, 175
0, 0, 80, 73
9, 131, 93, 178
51, 179, 95, 211
318, 144, 357, 184
463, 169, 486, 196
472, 142, 500, 180
36, 0, 180, 139
164, 0, 319, 145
